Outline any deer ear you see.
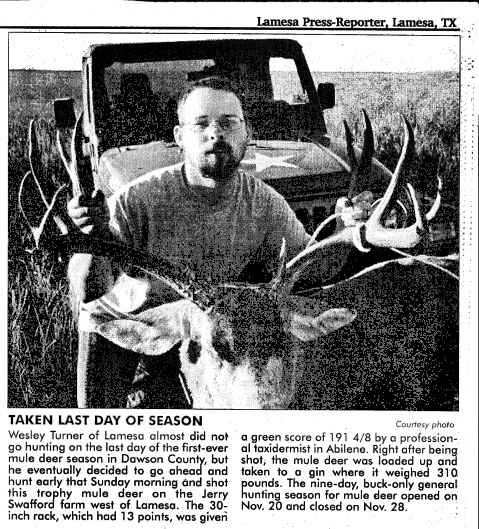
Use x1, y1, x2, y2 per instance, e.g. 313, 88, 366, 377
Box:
91, 300, 198, 356
284, 299, 356, 342
312, 307, 357, 336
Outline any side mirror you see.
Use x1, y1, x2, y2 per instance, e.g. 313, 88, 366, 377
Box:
54, 98, 76, 129
317, 83, 335, 110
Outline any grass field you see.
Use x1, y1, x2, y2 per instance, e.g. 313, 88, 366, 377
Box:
8, 69, 459, 408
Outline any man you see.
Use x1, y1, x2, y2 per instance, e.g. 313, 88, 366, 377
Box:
68, 76, 370, 408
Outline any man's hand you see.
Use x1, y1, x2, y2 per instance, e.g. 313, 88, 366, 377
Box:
68, 189, 110, 236
335, 191, 374, 229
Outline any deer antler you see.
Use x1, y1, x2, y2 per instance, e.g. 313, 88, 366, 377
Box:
18, 121, 72, 247
56, 112, 95, 197
364, 116, 425, 248
287, 114, 442, 272
345, 109, 375, 200
19, 119, 218, 310
426, 175, 442, 221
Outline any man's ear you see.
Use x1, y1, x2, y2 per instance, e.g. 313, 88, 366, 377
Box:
174, 125, 184, 148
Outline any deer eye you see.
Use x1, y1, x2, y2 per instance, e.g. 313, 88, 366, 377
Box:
187, 340, 202, 364
212, 331, 235, 364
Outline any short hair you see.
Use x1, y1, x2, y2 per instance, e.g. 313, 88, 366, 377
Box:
177, 76, 243, 122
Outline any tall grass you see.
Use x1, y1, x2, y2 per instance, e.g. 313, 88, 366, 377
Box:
8, 70, 459, 408
317, 71, 459, 207
9, 254, 77, 407
8, 70, 82, 407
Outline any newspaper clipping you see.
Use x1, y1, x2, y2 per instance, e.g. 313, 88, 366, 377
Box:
3, 1, 478, 528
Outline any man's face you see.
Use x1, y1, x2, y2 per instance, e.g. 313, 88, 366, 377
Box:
174, 87, 249, 182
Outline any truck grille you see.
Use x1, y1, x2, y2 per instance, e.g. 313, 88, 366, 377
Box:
290, 197, 339, 236
291, 198, 459, 255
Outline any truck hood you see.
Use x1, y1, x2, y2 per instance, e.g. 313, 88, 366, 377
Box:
98, 139, 355, 198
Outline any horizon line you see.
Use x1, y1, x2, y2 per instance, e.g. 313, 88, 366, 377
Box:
9, 68, 458, 74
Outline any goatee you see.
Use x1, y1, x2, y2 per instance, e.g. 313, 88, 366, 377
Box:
202, 140, 246, 181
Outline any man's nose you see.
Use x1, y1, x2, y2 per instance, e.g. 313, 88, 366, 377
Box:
206, 122, 225, 140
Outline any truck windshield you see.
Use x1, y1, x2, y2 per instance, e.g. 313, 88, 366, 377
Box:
98, 55, 312, 150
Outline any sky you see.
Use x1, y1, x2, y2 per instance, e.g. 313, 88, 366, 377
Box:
9, 33, 459, 72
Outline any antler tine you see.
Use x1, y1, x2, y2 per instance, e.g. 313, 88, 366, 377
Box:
343, 120, 358, 176
56, 129, 73, 180
425, 153, 446, 222
18, 170, 46, 247
23, 120, 73, 244
28, 121, 52, 208
355, 110, 374, 184
373, 114, 415, 219
56, 111, 95, 197
365, 115, 425, 249
72, 112, 95, 197
29, 119, 65, 206
426, 175, 442, 221
268, 238, 288, 294
32, 184, 71, 248
71, 118, 81, 186
347, 109, 375, 200
19, 169, 71, 248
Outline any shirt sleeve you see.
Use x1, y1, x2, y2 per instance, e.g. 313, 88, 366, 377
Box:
265, 186, 310, 261
107, 185, 147, 250
242, 183, 310, 282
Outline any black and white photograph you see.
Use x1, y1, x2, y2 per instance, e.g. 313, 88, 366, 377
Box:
9, 33, 461, 410
3, 2, 477, 528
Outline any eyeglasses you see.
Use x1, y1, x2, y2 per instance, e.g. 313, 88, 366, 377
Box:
182, 116, 245, 133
